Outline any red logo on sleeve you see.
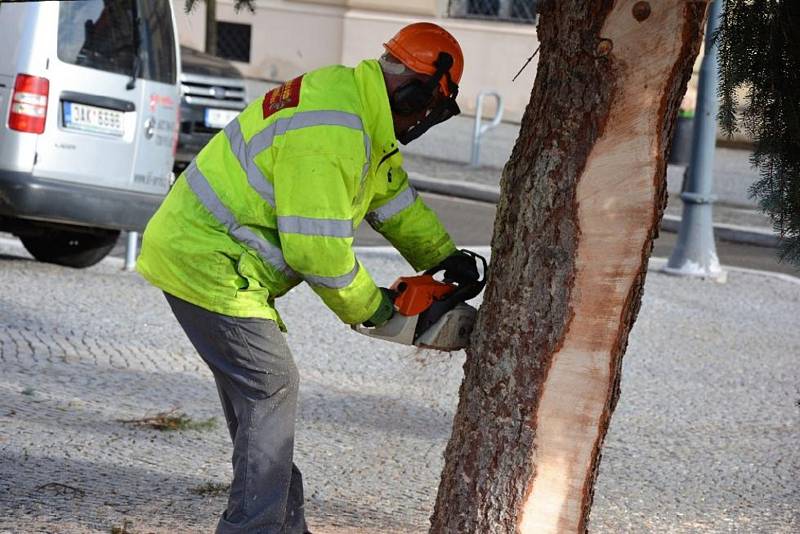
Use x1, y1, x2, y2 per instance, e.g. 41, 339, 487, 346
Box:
262, 75, 303, 119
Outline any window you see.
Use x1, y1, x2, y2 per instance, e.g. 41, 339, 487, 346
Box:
58, 0, 136, 77
217, 22, 251, 63
57, 0, 176, 84
449, 0, 538, 24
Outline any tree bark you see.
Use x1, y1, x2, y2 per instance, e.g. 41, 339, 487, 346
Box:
430, 1, 709, 532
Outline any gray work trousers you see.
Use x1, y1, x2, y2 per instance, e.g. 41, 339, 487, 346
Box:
165, 293, 307, 534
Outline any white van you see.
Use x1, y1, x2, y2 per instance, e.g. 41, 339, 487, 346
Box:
0, 0, 181, 267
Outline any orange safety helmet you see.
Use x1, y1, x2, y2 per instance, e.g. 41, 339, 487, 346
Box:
383, 22, 464, 96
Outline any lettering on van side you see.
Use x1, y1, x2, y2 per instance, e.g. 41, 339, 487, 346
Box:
144, 118, 175, 147
149, 94, 176, 112
134, 173, 169, 189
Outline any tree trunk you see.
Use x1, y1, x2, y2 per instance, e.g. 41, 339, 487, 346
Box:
205, 0, 217, 56
430, 1, 709, 532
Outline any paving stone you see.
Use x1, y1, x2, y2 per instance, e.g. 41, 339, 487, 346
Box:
0, 238, 798, 533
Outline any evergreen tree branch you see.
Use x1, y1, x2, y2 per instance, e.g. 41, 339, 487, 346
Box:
716, 0, 800, 266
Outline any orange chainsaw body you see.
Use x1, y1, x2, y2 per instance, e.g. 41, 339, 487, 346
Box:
390, 274, 455, 316
352, 250, 487, 351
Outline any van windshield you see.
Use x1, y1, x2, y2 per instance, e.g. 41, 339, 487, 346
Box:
57, 0, 176, 85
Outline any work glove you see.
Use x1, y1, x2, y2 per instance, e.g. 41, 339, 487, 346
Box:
435, 249, 480, 285
362, 288, 396, 328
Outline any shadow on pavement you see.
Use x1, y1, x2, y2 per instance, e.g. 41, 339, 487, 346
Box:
299, 383, 454, 443
0, 449, 220, 533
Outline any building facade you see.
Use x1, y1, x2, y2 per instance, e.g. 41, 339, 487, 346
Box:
176, 0, 541, 122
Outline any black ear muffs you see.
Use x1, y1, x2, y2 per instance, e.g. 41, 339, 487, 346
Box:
391, 52, 455, 116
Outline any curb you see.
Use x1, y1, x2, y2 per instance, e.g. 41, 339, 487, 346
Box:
408, 172, 778, 248
355, 246, 800, 285
647, 256, 800, 286
3, 234, 796, 285
659, 215, 778, 248
408, 172, 500, 204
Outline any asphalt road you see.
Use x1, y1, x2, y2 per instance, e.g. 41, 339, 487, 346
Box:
355, 192, 797, 277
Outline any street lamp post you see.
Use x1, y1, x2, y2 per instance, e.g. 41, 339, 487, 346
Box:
663, 0, 726, 281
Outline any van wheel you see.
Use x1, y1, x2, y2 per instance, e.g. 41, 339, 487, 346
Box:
20, 229, 120, 268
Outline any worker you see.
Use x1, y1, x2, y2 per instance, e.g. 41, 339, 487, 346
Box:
137, 22, 480, 534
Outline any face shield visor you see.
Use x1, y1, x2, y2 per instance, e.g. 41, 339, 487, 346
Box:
392, 52, 461, 145
397, 91, 460, 145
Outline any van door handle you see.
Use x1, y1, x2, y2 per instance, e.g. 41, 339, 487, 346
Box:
60, 91, 135, 112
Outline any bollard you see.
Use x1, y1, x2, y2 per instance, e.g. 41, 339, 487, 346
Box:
663, 0, 726, 282
124, 231, 138, 271
470, 91, 504, 167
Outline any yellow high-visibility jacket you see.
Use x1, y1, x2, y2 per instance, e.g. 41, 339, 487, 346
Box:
137, 59, 456, 327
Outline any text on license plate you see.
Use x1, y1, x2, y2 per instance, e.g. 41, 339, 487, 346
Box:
63, 102, 124, 136
205, 108, 239, 129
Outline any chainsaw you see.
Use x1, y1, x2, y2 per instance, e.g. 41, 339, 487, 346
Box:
353, 250, 487, 351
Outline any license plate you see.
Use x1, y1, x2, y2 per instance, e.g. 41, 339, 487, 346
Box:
204, 108, 239, 129
63, 102, 124, 136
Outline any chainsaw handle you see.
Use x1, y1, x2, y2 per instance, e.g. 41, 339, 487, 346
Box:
425, 249, 487, 277
425, 249, 487, 300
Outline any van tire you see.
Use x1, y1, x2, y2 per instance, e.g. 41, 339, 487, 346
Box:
20, 229, 120, 268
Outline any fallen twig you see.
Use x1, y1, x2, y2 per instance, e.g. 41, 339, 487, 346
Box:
190, 481, 231, 496
117, 407, 216, 432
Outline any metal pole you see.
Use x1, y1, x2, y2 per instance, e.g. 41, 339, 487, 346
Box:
470, 91, 504, 167
663, 0, 726, 281
124, 231, 138, 271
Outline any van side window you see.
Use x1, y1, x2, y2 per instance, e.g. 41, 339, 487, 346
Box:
57, 0, 176, 85
58, 0, 136, 77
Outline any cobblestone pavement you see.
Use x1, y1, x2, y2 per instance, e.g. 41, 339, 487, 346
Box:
1, 237, 798, 533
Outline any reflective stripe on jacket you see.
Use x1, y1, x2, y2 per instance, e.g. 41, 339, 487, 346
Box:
137, 59, 456, 326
